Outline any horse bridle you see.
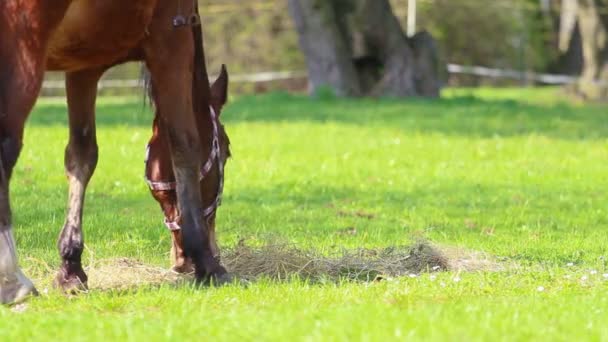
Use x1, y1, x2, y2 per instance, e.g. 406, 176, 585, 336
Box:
145, 1, 222, 231
145, 106, 225, 231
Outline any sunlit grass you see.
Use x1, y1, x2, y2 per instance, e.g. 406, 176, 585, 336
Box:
2, 87, 607, 340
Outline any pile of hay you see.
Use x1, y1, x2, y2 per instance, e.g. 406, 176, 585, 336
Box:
222, 240, 450, 282
86, 258, 183, 291
27, 240, 506, 291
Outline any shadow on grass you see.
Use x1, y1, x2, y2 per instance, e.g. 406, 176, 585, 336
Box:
29, 92, 608, 140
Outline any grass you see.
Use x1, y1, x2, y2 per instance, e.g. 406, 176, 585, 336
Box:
1, 87, 608, 340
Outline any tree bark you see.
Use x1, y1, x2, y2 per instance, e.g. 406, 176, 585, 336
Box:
547, 0, 583, 75
287, 0, 361, 96
288, 0, 442, 98
576, 0, 608, 100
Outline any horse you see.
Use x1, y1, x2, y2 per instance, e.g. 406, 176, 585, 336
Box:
145, 65, 231, 274
0, 0, 229, 304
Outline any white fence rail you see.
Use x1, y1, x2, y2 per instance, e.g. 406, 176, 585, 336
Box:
41, 65, 605, 92
446, 64, 607, 86
41, 70, 308, 90
446, 64, 577, 85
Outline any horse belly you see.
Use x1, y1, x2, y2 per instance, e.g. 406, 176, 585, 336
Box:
46, 0, 157, 71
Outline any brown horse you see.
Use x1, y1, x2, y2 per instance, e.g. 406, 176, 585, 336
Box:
145, 65, 231, 274
0, 1, 229, 304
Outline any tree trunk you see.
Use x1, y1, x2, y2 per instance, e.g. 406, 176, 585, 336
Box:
576, 0, 608, 100
287, 0, 361, 96
556, 23, 584, 76
547, 0, 583, 75
287, 0, 443, 98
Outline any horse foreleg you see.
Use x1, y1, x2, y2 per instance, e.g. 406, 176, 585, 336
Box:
149, 79, 225, 282
55, 68, 103, 292
143, 31, 228, 285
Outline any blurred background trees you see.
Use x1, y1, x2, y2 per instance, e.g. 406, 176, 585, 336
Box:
42, 0, 608, 100
287, 0, 442, 97
559, 0, 608, 100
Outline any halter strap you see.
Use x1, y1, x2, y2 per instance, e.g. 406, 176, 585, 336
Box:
145, 106, 224, 231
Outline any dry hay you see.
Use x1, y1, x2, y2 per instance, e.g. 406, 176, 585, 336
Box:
222, 240, 445, 282
221, 239, 505, 282
85, 258, 186, 291
27, 240, 508, 291
24, 257, 189, 293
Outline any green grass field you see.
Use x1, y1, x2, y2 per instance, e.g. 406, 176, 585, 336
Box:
1, 87, 608, 340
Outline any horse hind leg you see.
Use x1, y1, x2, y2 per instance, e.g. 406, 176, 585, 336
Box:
0, 52, 50, 304
1, 154, 37, 303
0, 0, 75, 304
54, 68, 103, 293
0, 73, 42, 305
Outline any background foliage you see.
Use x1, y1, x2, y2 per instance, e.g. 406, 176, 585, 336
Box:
44, 0, 564, 92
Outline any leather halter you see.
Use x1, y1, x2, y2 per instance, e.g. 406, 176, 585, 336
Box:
145, 106, 224, 231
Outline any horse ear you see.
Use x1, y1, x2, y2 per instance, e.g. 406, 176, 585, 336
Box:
210, 64, 229, 109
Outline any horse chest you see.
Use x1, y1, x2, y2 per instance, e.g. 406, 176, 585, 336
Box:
46, 0, 158, 71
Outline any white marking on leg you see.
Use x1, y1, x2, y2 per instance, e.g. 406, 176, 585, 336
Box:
0, 227, 18, 277
0, 226, 36, 303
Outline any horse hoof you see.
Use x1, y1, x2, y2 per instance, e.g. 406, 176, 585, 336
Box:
210, 272, 236, 287
54, 270, 88, 294
0, 270, 38, 305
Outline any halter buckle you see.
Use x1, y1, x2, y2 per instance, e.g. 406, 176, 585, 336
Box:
164, 217, 182, 232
